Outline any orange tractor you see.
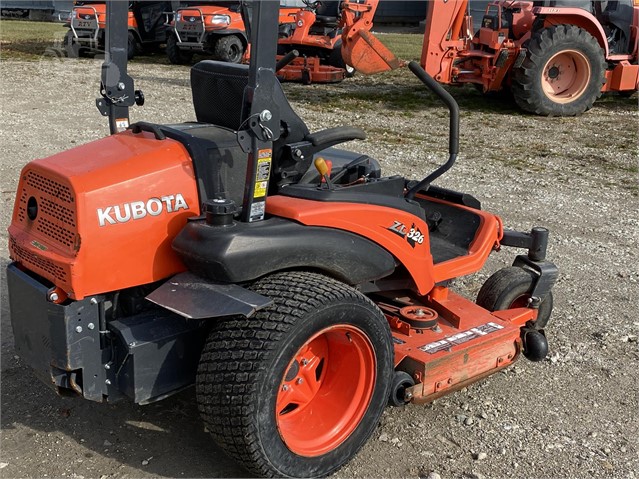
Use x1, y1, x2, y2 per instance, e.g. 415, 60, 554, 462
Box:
10, 2, 557, 477
276, 0, 380, 84
419, 0, 639, 115
64, 0, 174, 59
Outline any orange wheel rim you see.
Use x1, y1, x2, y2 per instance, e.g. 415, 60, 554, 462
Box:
541, 50, 591, 104
275, 325, 376, 457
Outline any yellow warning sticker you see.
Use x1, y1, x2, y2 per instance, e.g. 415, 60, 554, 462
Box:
254, 151, 272, 198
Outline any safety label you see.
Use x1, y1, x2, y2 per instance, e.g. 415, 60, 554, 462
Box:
418, 322, 504, 354
254, 150, 272, 198
116, 118, 129, 130
249, 201, 265, 222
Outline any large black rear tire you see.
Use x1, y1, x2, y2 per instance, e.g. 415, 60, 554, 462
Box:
512, 24, 606, 116
166, 34, 193, 65
213, 34, 244, 63
196, 271, 394, 478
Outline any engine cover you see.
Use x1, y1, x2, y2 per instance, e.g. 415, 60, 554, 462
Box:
8, 130, 199, 299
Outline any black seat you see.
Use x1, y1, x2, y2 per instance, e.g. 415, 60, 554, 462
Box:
190, 60, 314, 189
191, 60, 310, 144
190, 60, 366, 189
314, 0, 340, 28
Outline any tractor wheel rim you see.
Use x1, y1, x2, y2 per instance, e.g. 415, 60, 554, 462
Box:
541, 50, 591, 104
275, 324, 376, 457
509, 294, 530, 309
229, 44, 241, 62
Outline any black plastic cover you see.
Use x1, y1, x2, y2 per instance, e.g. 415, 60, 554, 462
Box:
173, 216, 396, 285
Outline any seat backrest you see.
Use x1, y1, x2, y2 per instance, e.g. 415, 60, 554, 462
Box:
190, 60, 309, 142
190, 60, 312, 190
191, 61, 249, 130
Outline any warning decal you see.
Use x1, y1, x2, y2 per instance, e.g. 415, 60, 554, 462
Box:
418, 322, 504, 354
254, 149, 272, 199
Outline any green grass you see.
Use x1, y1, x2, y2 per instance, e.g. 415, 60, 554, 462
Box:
0, 20, 67, 60
374, 32, 423, 62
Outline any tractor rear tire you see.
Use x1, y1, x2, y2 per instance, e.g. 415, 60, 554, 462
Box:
476, 266, 553, 330
512, 24, 606, 116
166, 34, 193, 65
196, 271, 394, 478
213, 35, 244, 63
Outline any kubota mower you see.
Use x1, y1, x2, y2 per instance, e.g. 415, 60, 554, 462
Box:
276, 0, 379, 84
8, 2, 557, 477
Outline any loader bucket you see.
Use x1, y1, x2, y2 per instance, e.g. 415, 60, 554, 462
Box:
342, 30, 402, 75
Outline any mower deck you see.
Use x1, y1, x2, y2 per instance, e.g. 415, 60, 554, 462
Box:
378, 289, 534, 404
277, 56, 346, 84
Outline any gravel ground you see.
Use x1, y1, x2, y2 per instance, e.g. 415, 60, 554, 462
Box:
1, 56, 638, 479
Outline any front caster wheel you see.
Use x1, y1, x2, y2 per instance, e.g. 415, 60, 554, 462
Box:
476, 266, 553, 329
196, 271, 394, 478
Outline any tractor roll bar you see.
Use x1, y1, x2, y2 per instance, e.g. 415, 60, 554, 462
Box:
405, 61, 460, 200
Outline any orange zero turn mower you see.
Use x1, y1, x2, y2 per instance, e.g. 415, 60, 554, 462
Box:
8, 2, 558, 477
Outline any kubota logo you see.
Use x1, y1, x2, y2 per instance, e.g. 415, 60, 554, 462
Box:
97, 194, 189, 227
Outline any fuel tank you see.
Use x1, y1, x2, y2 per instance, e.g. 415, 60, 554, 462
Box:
8, 130, 199, 300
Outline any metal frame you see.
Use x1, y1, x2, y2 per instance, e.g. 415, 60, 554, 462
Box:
173, 6, 208, 45
70, 4, 100, 44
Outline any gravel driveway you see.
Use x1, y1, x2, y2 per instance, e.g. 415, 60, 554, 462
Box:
1, 56, 638, 479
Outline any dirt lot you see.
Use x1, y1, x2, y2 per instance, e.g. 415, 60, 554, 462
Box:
1, 49, 638, 479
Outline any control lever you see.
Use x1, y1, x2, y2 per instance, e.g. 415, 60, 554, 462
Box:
314, 157, 333, 190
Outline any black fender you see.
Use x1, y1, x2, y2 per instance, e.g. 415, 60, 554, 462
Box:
173, 217, 396, 285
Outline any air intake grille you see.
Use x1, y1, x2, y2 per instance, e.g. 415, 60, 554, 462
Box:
10, 237, 68, 283
18, 170, 78, 253
25, 171, 74, 204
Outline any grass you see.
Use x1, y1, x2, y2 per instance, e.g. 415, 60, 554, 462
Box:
0, 20, 67, 60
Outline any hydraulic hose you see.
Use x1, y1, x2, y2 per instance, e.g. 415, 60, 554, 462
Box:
405, 61, 460, 200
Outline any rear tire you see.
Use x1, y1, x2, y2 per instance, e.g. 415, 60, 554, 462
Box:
166, 34, 193, 65
213, 35, 244, 63
476, 266, 553, 329
512, 24, 606, 116
196, 271, 394, 478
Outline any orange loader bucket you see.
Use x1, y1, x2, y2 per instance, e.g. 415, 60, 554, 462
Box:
342, 30, 403, 75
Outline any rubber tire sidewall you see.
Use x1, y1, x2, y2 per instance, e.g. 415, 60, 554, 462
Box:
127, 31, 138, 60
253, 299, 393, 477
166, 33, 193, 65
512, 25, 606, 116
213, 34, 244, 63
477, 266, 553, 329
64, 30, 80, 58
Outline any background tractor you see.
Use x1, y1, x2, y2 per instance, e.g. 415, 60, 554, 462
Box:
421, 0, 639, 115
